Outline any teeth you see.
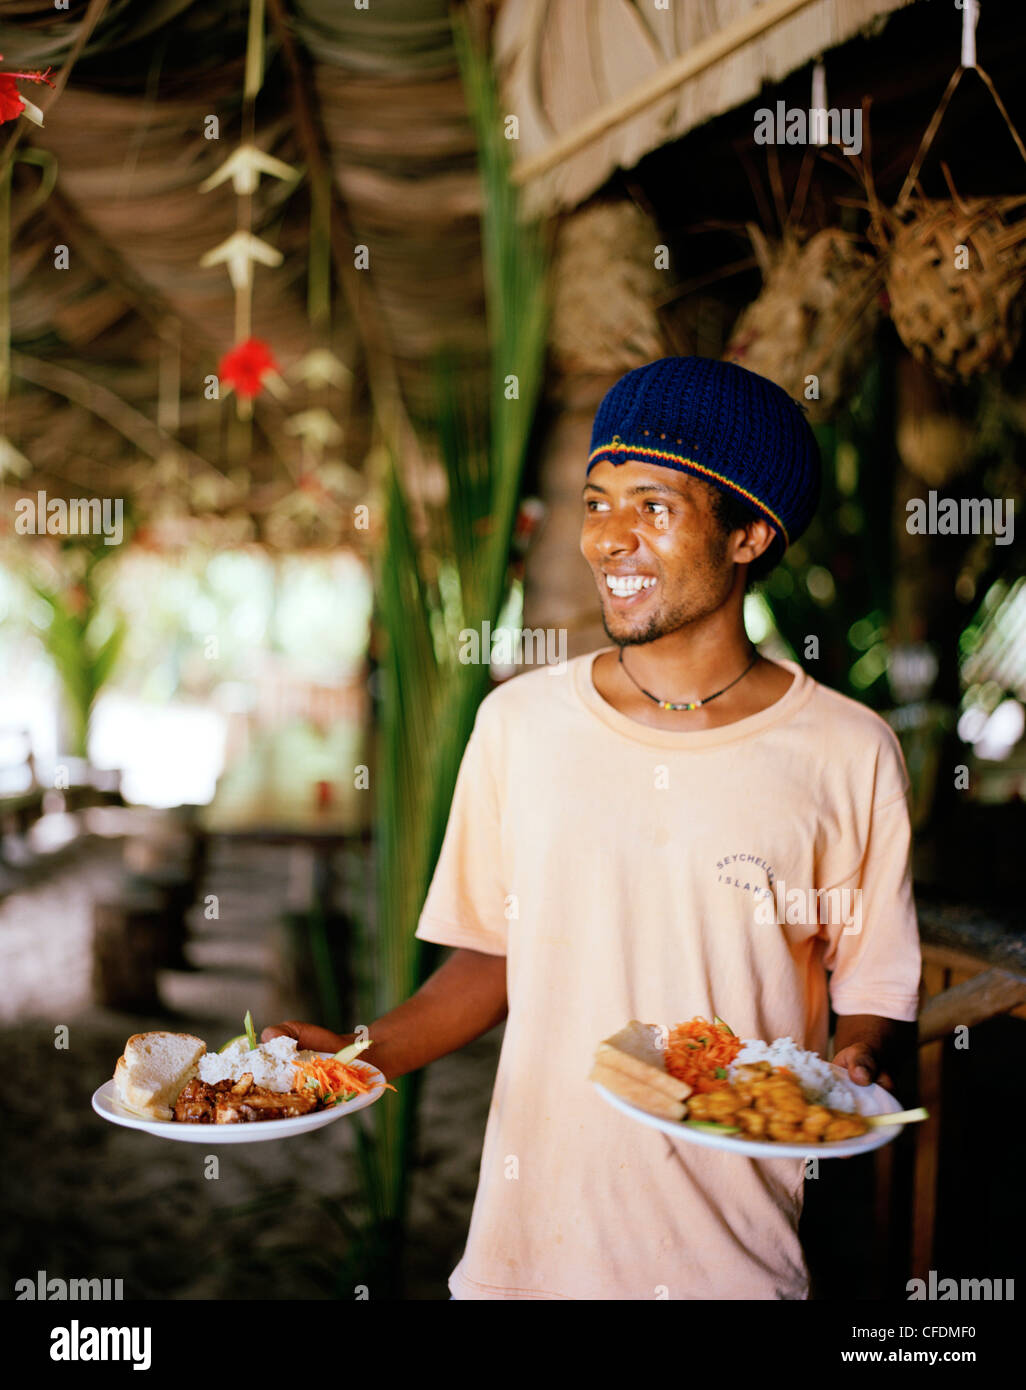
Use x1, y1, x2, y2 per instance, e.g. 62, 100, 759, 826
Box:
605, 575, 656, 596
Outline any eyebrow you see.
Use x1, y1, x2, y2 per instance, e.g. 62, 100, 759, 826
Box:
582, 480, 682, 498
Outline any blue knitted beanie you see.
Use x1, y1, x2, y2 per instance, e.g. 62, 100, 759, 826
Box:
587, 357, 821, 552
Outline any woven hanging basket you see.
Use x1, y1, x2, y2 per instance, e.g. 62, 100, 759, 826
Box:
872, 64, 1026, 382
723, 225, 882, 422
882, 190, 1026, 381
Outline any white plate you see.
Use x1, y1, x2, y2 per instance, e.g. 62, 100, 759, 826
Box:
593, 1064, 905, 1159
92, 1053, 388, 1144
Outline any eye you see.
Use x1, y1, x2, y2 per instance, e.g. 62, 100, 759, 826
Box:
585, 498, 609, 512
644, 501, 670, 518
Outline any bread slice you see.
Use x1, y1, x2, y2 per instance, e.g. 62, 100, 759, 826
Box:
590, 1059, 687, 1121
595, 1020, 692, 1101
113, 1032, 207, 1121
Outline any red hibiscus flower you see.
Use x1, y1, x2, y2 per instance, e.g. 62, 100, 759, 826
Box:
0, 55, 55, 125
218, 338, 280, 398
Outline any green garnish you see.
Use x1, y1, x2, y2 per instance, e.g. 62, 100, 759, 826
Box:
714, 1067, 727, 1080
714, 1015, 734, 1036
244, 1009, 258, 1050
321, 1089, 357, 1108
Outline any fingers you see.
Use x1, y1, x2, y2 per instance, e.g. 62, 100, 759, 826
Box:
261, 1022, 301, 1043
834, 1044, 879, 1086
260, 1021, 349, 1052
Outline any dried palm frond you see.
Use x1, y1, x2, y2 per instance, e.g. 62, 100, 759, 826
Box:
724, 225, 882, 420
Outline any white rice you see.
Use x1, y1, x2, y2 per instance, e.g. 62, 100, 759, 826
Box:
728, 1037, 873, 1115
196, 1037, 316, 1093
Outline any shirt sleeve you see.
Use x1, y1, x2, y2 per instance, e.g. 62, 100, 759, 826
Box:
414, 704, 509, 957
819, 739, 923, 1022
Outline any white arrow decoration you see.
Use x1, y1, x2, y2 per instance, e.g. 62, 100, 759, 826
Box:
283, 409, 343, 450
289, 348, 353, 390
199, 230, 283, 291
198, 144, 300, 197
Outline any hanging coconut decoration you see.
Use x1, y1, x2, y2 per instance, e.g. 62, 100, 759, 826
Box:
723, 224, 882, 422
872, 63, 1026, 382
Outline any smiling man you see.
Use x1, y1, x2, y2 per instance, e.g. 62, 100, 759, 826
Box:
266, 356, 922, 1301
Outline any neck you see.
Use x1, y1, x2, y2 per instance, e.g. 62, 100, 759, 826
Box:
617, 610, 756, 705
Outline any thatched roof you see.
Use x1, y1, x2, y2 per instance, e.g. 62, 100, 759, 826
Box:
0, 0, 494, 550
2, 0, 1010, 554
495, 0, 915, 217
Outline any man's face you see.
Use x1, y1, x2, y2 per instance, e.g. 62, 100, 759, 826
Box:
580, 459, 735, 645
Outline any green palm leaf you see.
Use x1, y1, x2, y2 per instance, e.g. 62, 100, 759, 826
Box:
349, 9, 550, 1289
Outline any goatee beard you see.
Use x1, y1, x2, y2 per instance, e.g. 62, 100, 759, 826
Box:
601, 612, 669, 646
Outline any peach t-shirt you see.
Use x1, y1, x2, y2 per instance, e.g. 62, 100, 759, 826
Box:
415, 649, 922, 1300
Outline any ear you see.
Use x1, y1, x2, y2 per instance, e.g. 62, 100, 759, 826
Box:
730, 517, 776, 566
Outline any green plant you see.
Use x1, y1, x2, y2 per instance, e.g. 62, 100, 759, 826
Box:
341, 10, 549, 1296
25, 542, 128, 759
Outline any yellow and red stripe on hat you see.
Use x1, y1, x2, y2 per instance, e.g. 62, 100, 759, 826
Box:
586, 440, 791, 548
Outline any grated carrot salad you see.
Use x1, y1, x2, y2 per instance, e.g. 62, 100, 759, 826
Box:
293, 1056, 396, 1106
664, 1017, 742, 1092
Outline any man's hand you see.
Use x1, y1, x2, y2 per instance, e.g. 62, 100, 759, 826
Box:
260, 946, 507, 1082
833, 1014, 916, 1093
832, 1040, 892, 1091
261, 1021, 351, 1053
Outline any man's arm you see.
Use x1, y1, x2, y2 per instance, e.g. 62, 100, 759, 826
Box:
261, 946, 508, 1081
833, 1013, 918, 1092
822, 730, 923, 1091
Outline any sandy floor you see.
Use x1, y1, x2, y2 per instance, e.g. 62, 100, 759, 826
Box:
0, 825, 499, 1301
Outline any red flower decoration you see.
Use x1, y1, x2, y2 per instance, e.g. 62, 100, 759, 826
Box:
218, 338, 280, 398
0, 54, 55, 125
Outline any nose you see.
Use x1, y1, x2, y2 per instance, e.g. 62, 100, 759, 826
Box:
594, 507, 640, 558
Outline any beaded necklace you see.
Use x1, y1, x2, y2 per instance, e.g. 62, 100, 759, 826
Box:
617, 645, 760, 711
